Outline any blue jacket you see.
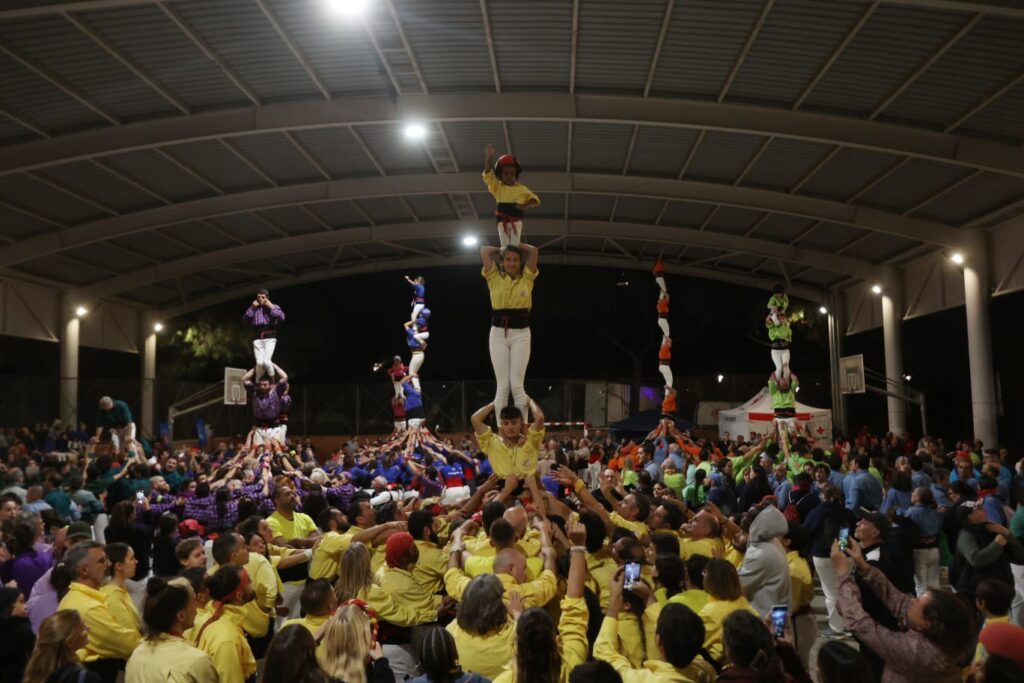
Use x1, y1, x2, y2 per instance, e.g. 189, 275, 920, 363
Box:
844, 470, 882, 512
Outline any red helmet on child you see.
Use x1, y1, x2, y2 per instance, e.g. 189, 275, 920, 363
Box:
494, 154, 522, 178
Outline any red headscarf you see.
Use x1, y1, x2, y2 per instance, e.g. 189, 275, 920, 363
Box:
385, 532, 415, 568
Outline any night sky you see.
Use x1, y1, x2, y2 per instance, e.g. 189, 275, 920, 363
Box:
1, 264, 1021, 450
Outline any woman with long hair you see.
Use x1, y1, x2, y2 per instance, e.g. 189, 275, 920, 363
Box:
698, 558, 759, 664
103, 501, 151, 581
333, 542, 434, 626
320, 603, 394, 683
23, 610, 100, 683
444, 574, 514, 680
0, 517, 53, 597
719, 610, 807, 683
99, 543, 140, 634
124, 577, 216, 683
0, 586, 35, 683
150, 513, 181, 578
409, 625, 491, 683
479, 241, 539, 422
261, 624, 328, 683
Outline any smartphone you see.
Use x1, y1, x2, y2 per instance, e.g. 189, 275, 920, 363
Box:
623, 561, 641, 590
838, 527, 850, 552
770, 604, 788, 639
135, 491, 145, 503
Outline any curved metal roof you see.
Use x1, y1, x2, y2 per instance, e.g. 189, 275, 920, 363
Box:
0, 0, 1022, 317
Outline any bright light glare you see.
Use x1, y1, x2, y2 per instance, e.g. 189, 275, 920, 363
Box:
75, 306, 88, 317
951, 252, 964, 265
871, 284, 882, 295
717, 374, 724, 383
404, 123, 426, 140
903, 374, 912, 382
462, 235, 478, 247
153, 322, 164, 332
326, 0, 369, 18
818, 306, 828, 315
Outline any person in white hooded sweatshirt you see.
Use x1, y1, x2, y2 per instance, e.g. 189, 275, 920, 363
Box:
737, 504, 792, 616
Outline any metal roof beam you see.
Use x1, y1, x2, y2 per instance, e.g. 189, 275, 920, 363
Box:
0, 171, 962, 271
71, 216, 880, 303
4, 93, 1024, 180
718, 0, 775, 102
643, 0, 675, 97
793, 2, 877, 110
569, 0, 579, 93
253, 0, 331, 100
479, 0, 501, 93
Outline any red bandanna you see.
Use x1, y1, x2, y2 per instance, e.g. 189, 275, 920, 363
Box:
385, 532, 415, 568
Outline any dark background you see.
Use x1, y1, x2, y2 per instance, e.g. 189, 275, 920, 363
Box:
1, 264, 1021, 449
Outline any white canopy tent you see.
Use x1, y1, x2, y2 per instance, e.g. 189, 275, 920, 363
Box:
718, 387, 832, 444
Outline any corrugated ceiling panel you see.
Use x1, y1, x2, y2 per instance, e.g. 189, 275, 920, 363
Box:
741, 139, 833, 191
442, 121, 506, 170
266, 0, 389, 95
470, 192, 494, 217
803, 6, 968, 116
308, 200, 366, 228
104, 150, 217, 201
576, 0, 666, 93
0, 202, 53, 240
0, 54, 106, 133
17, 256, 108, 286
0, 16, 176, 120
751, 214, 817, 242
627, 126, 698, 177
392, 0, 494, 91
201, 269, 255, 286
508, 122, 567, 171
174, 0, 323, 101
354, 123, 434, 174
290, 128, 381, 178
79, 5, 246, 111
660, 200, 714, 226
798, 223, 868, 251
704, 206, 766, 234
357, 196, 413, 223
0, 174, 107, 224
684, 131, 765, 182
882, 16, 1024, 130
728, 0, 865, 105
0, 115, 39, 144
122, 285, 175, 306
276, 251, 326, 269
844, 233, 918, 262
64, 242, 135, 272
918, 172, 1024, 225
565, 236, 606, 253
614, 196, 663, 223
166, 140, 270, 191
754, 259, 784, 278
571, 123, 633, 172
569, 194, 615, 219
532, 192, 566, 219
796, 268, 843, 286
858, 159, 968, 213
490, 0, 571, 90
957, 82, 1024, 144
798, 148, 902, 200
208, 213, 278, 243
351, 242, 397, 259
35, 161, 159, 212
651, 0, 765, 98
109, 232, 195, 261
257, 206, 324, 235
230, 133, 324, 183
404, 194, 457, 220
718, 253, 763, 270
158, 222, 237, 251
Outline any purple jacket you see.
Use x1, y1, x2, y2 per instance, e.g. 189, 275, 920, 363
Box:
0, 549, 53, 598
242, 303, 284, 329
246, 381, 290, 422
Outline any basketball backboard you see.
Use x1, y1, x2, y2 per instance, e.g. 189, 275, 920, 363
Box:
840, 354, 866, 394
224, 367, 247, 405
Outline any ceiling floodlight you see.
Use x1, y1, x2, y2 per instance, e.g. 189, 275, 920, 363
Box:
871, 284, 882, 295
717, 374, 725, 384
818, 306, 828, 315
950, 252, 964, 265
462, 235, 479, 247
75, 306, 88, 318
153, 322, 164, 332
326, 0, 369, 18
404, 122, 426, 140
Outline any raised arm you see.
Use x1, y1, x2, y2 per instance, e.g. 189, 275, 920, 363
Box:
480, 245, 500, 273
528, 397, 544, 431
484, 143, 496, 172
520, 242, 539, 271
271, 362, 287, 385
470, 402, 495, 436
243, 367, 256, 383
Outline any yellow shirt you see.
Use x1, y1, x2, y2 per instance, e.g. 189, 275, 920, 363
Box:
587, 550, 619, 610
465, 530, 541, 558
491, 596, 588, 683
610, 511, 650, 538
208, 562, 272, 638
973, 614, 1011, 665
196, 609, 256, 683
124, 634, 219, 683
245, 552, 278, 613
100, 583, 141, 634
413, 539, 450, 594
59, 582, 141, 661
362, 583, 438, 628
378, 567, 441, 622
267, 510, 317, 542
482, 170, 540, 207
477, 424, 544, 477
668, 589, 710, 616
465, 553, 544, 582
723, 538, 744, 568
679, 536, 724, 561
787, 551, 814, 610
596, 615, 716, 683
184, 602, 212, 645
482, 264, 538, 311
699, 596, 758, 663
283, 613, 331, 658
446, 617, 517, 680
310, 530, 352, 580
445, 566, 558, 608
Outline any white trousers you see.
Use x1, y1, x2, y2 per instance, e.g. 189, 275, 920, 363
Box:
498, 220, 523, 249
771, 349, 791, 379
813, 556, 846, 632
441, 486, 472, 506
407, 417, 424, 429
414, 331, 430, 345
657, 318, 670, 338
253, 337, 277, 379
410, 303, 424, 324
392, 380, 404, 400
1010, 563, 1024, 625
659, 364, 673, 389
912, 548, 940, 597
110, 423, 137, 454
393, 420, 407, 433
250, 425, 286, 447
409, 352, 425, 391
774, 417, 797, 438
489, 326, 531, 420
655, 275, 666, 293
792, 612, 817, 669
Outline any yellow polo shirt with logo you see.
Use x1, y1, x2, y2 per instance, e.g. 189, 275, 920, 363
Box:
477, 424, 545, 477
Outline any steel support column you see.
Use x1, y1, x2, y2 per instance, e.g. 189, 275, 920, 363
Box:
962, 230, 999, 448
140, 316, 157, 440
826, 289, 847, 436
59, 295, 80, 428
880, 273, 907, 436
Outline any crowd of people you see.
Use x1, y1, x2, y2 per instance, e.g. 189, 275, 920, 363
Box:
0, 412, 1023, 683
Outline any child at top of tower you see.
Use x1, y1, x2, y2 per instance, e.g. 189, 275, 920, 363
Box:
483, 143, 540, 249
767, 284, 788, 326
405, 274, 426, 325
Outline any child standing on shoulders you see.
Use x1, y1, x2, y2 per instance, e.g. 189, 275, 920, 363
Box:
483, 144, 540, 249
